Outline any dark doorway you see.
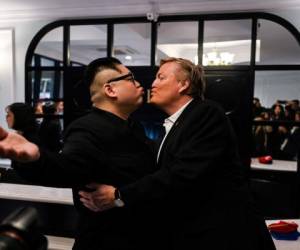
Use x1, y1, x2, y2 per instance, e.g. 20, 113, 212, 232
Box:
205, 70, 253, 169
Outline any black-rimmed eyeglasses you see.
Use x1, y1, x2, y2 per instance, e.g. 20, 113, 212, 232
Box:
107, 72, 135, 84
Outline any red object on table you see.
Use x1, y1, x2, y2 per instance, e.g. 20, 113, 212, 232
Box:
258, 155, 273, 164
268, 221, 298, 233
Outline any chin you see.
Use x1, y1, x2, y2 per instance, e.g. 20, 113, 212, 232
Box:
149, 98, 159, 107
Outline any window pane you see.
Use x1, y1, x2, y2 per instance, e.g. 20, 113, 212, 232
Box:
253, 71, 300, 160
30, 70, 63, 100
35, 27, 63, 66
113, 23, 151, 66
256, 19, 300, 65
70, 25, 107, 66
203, 20, 252, 66
254, 71, 300, 110
157, 21, 198, 65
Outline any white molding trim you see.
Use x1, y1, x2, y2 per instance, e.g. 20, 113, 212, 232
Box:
0, 1, 300, 22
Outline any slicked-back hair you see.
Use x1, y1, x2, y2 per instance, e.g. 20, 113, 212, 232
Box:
160, 57, 206, 100
84, 57, 122, 88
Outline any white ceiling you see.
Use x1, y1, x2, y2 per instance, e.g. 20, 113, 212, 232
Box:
1, 0, 300, 22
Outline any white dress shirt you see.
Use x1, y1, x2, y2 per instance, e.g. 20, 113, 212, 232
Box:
157, 99, 193, 162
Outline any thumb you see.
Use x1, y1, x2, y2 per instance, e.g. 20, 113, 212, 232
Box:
0, 127, 8, 140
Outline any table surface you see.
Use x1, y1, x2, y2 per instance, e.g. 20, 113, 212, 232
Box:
0, 158, 11, 168
46, 235, 75, 250
251, 158, 298, 172
0, 183, 73, 205
265, 219, 300, 250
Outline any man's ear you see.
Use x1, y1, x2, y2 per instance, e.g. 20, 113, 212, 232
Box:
103, 83, 117, 97
178, 80, 190, 94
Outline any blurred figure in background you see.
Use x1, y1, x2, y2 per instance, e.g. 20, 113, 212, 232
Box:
2, 102, 39, 184
281, 110, 300, 160
253, 97, 265, 118
38, 101, 62, 153
253, 110, 273, 156
5, 102, 39, 144
55, 100, 64, 115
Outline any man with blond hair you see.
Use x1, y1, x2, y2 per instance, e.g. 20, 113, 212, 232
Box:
80, 57, 275, 250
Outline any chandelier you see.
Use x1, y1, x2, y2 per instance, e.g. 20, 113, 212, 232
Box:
202, 50, 235, 66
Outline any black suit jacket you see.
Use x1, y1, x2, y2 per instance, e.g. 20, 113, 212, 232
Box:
121, 99, 275, 250
14, 107, 157, 250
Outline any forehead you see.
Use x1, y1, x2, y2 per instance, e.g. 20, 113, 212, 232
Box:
116, 64, 130, 74
158, 62, 178, 75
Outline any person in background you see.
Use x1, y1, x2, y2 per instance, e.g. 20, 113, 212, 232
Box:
0, 57, 159, 250
38, 101, 62, 152
2, 102, 39, 184
5, 102, 39, 143
80, 57, 276, 250
56, 101, 64, 115
253, 97, 264, 118
281, 110, 300, 160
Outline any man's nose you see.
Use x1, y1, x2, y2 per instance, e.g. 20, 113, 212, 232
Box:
135, 81, 141, 88
152, 78, 158, 87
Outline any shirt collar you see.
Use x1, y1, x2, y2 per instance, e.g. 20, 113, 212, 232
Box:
166, 99, 193, 124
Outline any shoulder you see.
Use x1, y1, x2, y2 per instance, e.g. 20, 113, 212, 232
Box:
69, 109, 110, 128
187, 99, 226, 119
64, 110, 107, 136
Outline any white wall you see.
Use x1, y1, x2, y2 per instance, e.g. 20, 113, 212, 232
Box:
273, 9, 300, 31
0, 29, 14, 129
0, 20, 51, 128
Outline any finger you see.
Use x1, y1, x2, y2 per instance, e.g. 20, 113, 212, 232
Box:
78, 191, 92, 199
79, 197, 94, 206
0, 127, 8, 140
80, 198, 100, 212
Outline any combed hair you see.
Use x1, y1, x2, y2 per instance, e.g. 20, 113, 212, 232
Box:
84, 57, 122, 88
160, 57, 206, 100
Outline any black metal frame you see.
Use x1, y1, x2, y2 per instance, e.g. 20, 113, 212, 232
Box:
24, 11, 300, 125
23, 12, 300, 218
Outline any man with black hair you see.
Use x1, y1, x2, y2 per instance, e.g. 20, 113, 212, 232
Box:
0, 57, 158, 250
80, 57, 276, 250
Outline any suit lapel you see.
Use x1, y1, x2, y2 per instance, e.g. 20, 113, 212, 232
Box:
157, 99, 201, 165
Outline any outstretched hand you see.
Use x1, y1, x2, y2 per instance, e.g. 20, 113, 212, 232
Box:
0, 126, 40, 162
79, 183, 116, 212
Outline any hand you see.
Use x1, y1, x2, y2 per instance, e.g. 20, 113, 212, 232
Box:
79, 183, 116, 212
0, 126, 40, 162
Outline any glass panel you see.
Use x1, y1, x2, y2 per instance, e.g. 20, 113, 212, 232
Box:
254, 71, 300, 112
30, 70, 63, 100
70, 25, 107, 66
203, 20, 252, 66
113, 23, 151, 66
252, 71, 300, 161
156, 21, 198, 65
34, 27, 63, 65
41, 57, 55, 66
256, 19, 300, 65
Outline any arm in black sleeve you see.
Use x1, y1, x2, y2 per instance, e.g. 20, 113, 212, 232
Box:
119, 104, 231, 205
13, 129, 109, 188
